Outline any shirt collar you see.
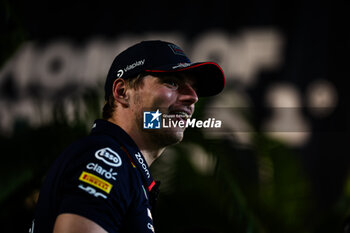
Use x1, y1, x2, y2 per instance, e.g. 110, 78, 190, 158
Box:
91, 119, 155, 191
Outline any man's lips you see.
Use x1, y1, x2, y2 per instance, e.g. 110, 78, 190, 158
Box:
168, 109, 192, 120
168, 106, 193, 116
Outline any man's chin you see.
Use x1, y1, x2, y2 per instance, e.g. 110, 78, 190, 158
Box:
148, 128, 185, 147
169, 130, 185, 144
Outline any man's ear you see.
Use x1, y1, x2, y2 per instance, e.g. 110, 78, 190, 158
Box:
112, 78, 129, 106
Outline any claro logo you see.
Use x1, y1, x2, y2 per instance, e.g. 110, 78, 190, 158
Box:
95, 148, 122, 167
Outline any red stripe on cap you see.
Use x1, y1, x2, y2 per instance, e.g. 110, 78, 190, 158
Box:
145, 61, 219, 72
148, 180, 156, 191
145, 62, 226, 85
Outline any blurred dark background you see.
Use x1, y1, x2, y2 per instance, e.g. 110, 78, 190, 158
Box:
1, 0, 349, 232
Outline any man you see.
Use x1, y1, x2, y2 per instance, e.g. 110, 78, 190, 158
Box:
31, 40, 225, 233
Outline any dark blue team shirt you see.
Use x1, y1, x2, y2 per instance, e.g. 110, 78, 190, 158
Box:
31, 119, 158, 233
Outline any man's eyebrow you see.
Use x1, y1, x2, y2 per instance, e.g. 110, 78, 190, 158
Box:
155, 73, 197, 87
155, 74, 180, 81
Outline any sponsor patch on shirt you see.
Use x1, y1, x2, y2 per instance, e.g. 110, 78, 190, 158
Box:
95, 147, 122, 167
147, 223, 155, 233
86, 162, 118, 180
78, 184, 107, 199
147, 208, 153, 220
79, 171, 113, 194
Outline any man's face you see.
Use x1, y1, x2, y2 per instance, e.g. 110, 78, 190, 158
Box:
130, 73, 198, 147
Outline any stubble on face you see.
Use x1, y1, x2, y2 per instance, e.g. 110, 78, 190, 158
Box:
132, 90, 185, 148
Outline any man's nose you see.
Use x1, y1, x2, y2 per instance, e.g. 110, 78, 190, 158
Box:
178, 83, 199, 105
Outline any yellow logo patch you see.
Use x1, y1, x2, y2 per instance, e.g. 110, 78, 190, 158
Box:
79, 171, 113, 194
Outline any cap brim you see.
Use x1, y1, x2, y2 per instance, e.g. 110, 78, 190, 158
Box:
145, 62, 225, 97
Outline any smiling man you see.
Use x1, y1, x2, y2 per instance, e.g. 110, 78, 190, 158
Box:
31, 40, 225, 233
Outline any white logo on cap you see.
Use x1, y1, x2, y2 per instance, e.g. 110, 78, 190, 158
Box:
172, 63, 191, 69
117, 69, 124, 78
124, 59, 145, 72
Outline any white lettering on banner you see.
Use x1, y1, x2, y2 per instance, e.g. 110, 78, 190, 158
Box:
134, 152, 150, 179
0, 29, 297, 147
78, 184, 107, 199
191, 30, 283, 86
95, 148, 122, 167
86, 163, 118, 180
0, 30, 282, 93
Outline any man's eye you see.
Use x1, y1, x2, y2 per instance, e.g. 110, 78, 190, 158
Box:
164, 80, 179, 88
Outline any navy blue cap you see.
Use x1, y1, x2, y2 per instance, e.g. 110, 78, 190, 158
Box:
104, 40, 225, 99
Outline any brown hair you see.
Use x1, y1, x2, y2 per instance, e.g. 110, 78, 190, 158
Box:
102, 73, 149, 119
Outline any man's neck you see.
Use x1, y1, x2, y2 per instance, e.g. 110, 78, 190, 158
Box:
107, 118, 164, 166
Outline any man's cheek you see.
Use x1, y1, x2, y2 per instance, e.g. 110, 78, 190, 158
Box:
151, 99, 167, 110
153, 91, 175, 108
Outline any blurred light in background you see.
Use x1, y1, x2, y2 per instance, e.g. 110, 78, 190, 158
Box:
306, 79, 338, 117
263, 83, 310, 147
0, 28, 339, 150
